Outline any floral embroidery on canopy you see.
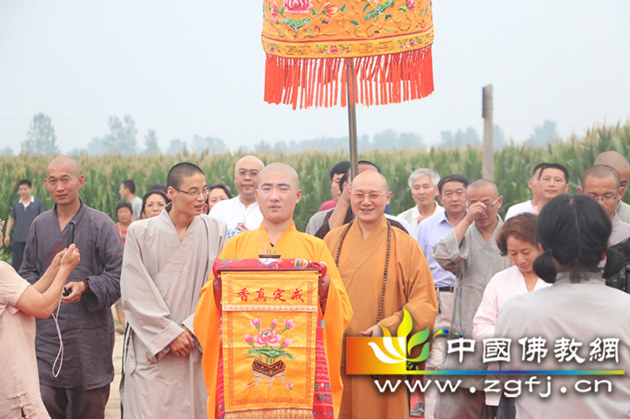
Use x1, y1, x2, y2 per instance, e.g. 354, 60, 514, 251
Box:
261, 0, 434, 109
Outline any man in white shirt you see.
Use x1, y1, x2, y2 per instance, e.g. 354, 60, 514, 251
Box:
504, 163, 547, 219
209, 155, 265, 237
119, 179, 143, 221
530, 163, 570, 213
398, 168, 444, 234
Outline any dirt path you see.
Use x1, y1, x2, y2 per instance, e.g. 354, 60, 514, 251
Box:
105, 328, 123, 419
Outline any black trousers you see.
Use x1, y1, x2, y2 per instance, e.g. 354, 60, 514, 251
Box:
11, 241, 26, 271
40, 384, 110, 419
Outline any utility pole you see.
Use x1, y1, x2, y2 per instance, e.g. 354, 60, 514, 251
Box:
482, 84, 494, 181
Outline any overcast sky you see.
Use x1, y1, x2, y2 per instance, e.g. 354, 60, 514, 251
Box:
1, 1, 629, 153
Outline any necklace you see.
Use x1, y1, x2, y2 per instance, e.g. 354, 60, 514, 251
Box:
335, 220, 392, 324
238, 199, 257, 226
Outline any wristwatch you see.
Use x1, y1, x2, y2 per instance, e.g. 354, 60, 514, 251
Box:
82, 279, 90, 293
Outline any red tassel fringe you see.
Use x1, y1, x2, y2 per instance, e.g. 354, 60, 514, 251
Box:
264, 45, 433, 110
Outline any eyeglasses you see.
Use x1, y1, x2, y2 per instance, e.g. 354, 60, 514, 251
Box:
587, 194, 618, 203
174, 187, 209, 197
468, 197, 500, 209
352, 192, 386, 201
236, 170, 259, 177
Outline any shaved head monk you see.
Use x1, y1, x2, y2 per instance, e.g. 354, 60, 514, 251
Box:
324, 170, 438, 419
594, 150, 630, 223
579, 164, 630, 245
120, 162, 227, 418
19, 155, 124, 418
210, 155, 265, 236
432, 179, 512, 418
195, 162, 352, 418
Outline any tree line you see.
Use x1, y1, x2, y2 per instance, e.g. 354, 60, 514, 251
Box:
7, 112, 562, 156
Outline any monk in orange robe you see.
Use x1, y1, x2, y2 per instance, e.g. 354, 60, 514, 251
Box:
194, 162, 352, 419
324, 170, 438, 419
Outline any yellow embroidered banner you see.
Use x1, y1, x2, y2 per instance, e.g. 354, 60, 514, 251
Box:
221, 270, 319, 419
262, 0, 434, 109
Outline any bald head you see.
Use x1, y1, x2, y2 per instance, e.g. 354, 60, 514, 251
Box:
351, 170, 391, 226
259, 162, 300, 189
235, 155, 265, 172
595, 151, 630, 195
47, 155, 80, 177
352, 170, 389, 192
234, 155, 265, 202
45, 155, 85, 207
467, 179, 499, 198
581, 165, 621, 189
594, 151, 630, 172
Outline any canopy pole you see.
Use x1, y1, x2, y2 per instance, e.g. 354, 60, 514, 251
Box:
345, 58, 359, 180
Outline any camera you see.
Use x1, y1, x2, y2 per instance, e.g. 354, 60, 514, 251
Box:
606, 237, 630, 292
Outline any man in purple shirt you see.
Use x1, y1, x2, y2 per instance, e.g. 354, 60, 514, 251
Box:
20, 156, 123, 419
415, 174, 469, 419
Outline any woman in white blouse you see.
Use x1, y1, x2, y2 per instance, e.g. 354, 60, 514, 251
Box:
472, 213, 550, 415
474, 213, 550, 340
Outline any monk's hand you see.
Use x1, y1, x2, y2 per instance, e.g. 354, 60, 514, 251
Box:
360, 325, 384, 337
169, 330, 195, 357
61, 279, 87, 304
318, 274, 330, 298
465, 201, 487, 223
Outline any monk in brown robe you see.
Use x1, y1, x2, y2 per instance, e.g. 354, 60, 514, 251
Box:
324, 170, 438, 419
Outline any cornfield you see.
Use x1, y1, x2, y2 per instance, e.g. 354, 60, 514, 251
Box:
1, 120, 629, 262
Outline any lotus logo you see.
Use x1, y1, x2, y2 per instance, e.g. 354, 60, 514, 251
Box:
346, 309, 432, 375
367, 309, 431, 370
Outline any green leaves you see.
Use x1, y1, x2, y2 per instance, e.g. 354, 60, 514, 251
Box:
364, 0, 394, 21
407, 327, 431, 362
247, 348, 293, 360
282, 17, 312, 31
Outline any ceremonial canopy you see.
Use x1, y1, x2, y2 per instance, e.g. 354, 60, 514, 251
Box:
262, 0, 434, 109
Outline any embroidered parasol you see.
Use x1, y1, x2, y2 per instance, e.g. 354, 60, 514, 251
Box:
262, 0, 434, 110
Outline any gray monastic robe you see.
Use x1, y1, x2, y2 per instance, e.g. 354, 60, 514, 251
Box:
496, 273, 630, 418
433, 217, 511, 388
19, 202, 123, 390
120, 211, 227, 419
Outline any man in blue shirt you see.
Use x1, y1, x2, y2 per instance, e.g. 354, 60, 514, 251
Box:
415, 174, 469, 419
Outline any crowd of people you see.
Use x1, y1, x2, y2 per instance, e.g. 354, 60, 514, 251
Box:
1, 150, 630, 419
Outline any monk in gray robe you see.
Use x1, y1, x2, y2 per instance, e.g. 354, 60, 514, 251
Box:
120, 163, 227, 418
432, 179, 512, 419
20, 156, 123, 418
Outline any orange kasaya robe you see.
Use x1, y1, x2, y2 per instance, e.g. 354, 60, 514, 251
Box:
324, 216, 438, 419
194, 222, 353, 419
